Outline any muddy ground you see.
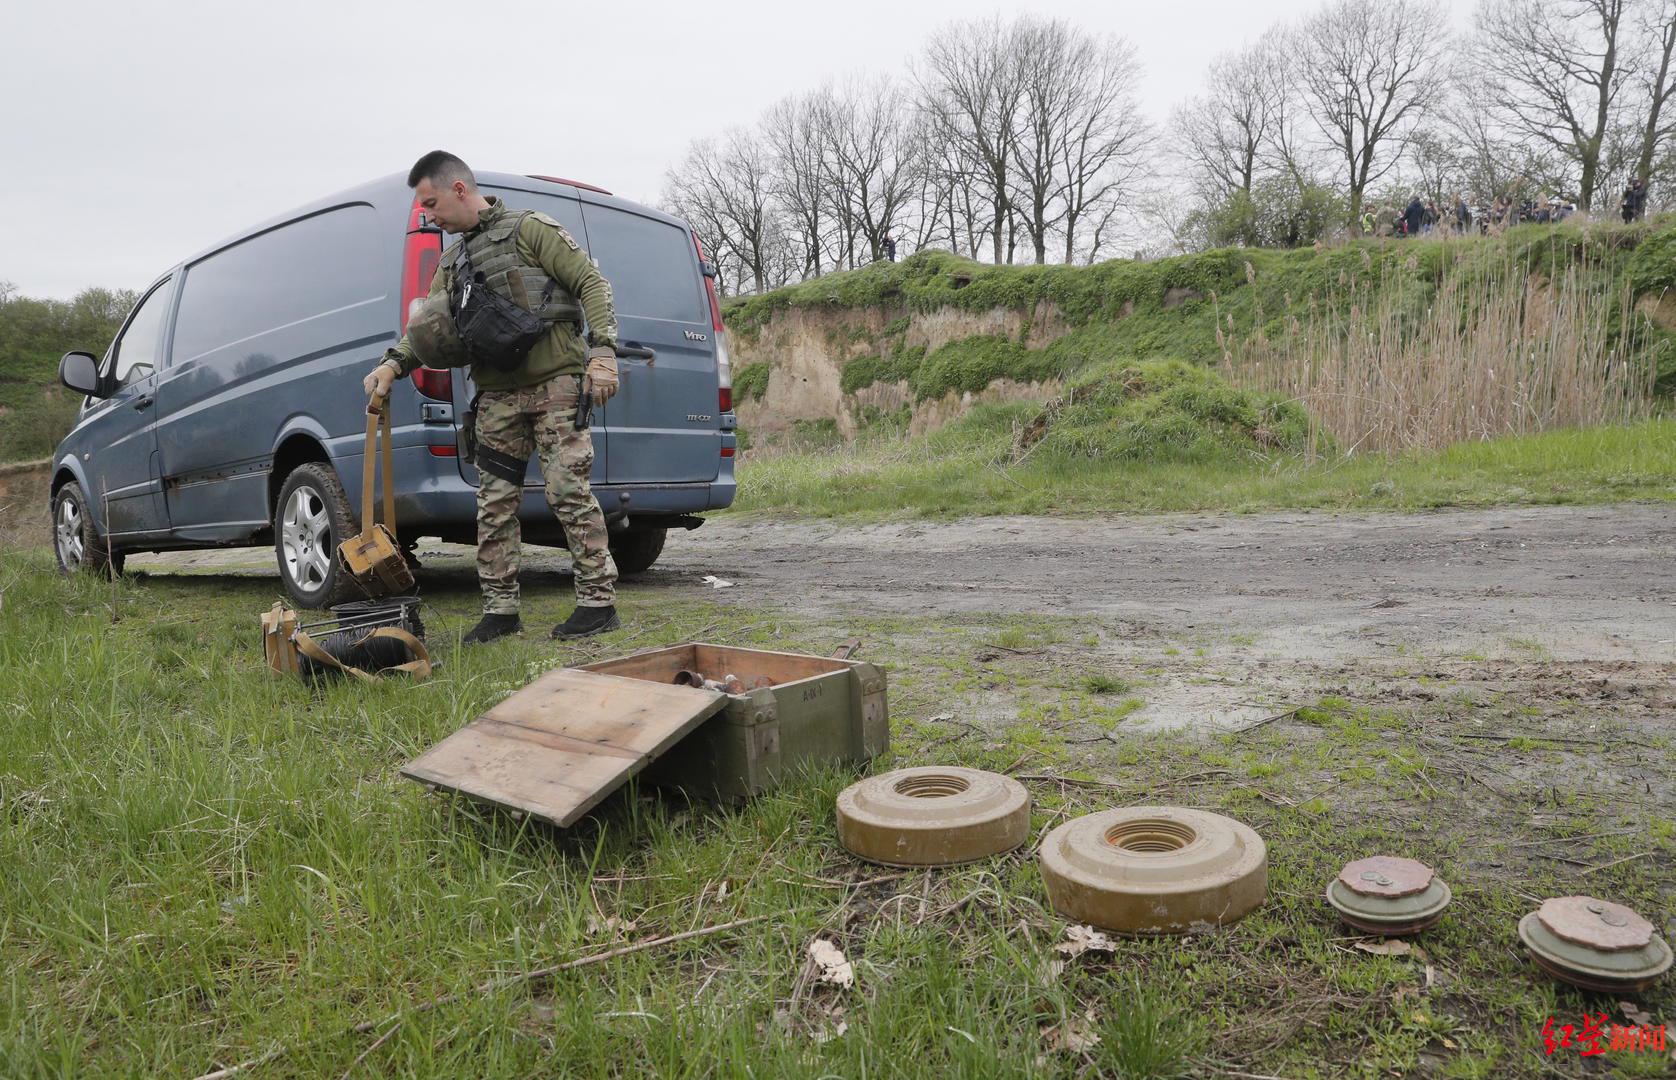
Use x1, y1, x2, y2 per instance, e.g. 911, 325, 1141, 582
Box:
127, 502, 1676, 735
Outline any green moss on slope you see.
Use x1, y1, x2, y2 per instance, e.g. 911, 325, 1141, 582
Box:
725, 216, 1676, 401
1038, 359, 1316, 464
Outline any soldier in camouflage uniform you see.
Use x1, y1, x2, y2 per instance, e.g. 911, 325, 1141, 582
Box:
366, 150, 622, 643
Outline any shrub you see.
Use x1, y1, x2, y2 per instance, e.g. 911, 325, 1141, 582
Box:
733, 361, 771, 402
1034, 359, 1314, 464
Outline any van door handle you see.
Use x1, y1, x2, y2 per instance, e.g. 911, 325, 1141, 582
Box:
133, 394, 154, 411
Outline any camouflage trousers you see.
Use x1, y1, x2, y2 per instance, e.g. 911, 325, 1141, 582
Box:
473, 376, 617, 614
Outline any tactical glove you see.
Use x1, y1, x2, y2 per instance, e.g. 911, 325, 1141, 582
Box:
363, 360, 398, 399
586, 347, 619, 406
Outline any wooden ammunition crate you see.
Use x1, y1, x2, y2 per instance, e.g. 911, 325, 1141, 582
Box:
580, 643, 889, 802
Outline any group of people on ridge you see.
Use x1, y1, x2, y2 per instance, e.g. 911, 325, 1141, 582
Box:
1357, 177, 1652, 239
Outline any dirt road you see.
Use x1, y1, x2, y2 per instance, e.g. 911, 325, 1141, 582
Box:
659, 504, 1676, 659
129, 503, 1674, 733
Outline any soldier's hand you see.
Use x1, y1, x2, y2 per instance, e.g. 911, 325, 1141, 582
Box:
586, 347, 618, 406
364, 363, 397, 399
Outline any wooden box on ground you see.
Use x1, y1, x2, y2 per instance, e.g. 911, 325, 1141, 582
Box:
401, 643, 888, 828
580, 644, 889, 802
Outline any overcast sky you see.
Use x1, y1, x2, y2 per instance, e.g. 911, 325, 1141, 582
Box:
4, 0, 1461, 300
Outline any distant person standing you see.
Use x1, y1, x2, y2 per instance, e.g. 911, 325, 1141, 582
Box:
1453, 193, 1471, 234
1403, 196, 1425, 237
1622, 177, 1647, 223
882, 231, 897, 262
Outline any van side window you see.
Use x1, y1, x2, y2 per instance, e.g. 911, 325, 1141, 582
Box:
171, 204, 384, 373
111, 279, 172, 389
579, 207, 707, 324
482, 188, 587, 239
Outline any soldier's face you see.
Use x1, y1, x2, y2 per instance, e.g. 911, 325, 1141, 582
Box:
415, 178, 474, 233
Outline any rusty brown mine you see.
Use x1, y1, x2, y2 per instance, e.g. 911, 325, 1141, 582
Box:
1326, 855, 1452, 936
835, 766, 1031, 867
1518, 895, 1674, 993
1038, 806, 1267, 934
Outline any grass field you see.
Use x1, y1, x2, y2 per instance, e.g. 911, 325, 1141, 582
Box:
1, 548, 1671, 1078
737, 411, 1676, 520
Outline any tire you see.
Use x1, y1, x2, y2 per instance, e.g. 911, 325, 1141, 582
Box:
274, 462, 359, 609
51, 481, 125, 578
609, 526, 666, 576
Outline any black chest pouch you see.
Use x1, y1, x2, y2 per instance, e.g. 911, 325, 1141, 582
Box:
452, 248, 555, 373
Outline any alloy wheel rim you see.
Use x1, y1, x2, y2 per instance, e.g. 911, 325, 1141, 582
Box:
281, 486, 332, 591
56, 499, 84, 567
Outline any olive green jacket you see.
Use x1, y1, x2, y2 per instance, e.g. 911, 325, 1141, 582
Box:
383, 198, 618, 390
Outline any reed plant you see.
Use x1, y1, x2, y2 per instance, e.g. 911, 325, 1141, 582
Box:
1216, 239, 1661, 455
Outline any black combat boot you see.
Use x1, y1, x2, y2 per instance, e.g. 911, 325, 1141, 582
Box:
551, 605, 620, 640
462, 612, 522, 644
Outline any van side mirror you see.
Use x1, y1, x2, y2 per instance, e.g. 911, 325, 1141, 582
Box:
60, 351, 104, 397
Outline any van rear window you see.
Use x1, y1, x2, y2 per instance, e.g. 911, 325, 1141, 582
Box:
482, 188, 588, 239
171, 204, 384, 369
579, 205, 707, 324
486, 190, 706, 325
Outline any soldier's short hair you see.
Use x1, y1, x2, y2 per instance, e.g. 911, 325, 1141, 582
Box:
408, 150, 477, 192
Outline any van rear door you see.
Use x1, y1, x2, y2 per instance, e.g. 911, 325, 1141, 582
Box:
474, 185, 604, 487
576, 201, 720, 485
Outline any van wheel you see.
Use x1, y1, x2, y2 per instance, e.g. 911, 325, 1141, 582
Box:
274, 463, 358, 609
609, 526, 666, 575
52, 481, 125, 578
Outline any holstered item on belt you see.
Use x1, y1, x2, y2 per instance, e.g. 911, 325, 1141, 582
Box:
460, 391, 480, 464
576, 374, 592, 431
338, 393, 415, 597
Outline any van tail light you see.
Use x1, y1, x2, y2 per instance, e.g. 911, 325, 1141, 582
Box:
403, 198, 450, 401
693, 230, 735, 416
692, 230, 725, 333
721, 446, 735, 458
413, 367, 452, 400
428, 443, 458, 457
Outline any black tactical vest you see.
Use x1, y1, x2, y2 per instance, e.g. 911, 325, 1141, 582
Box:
444, 208, 583, 371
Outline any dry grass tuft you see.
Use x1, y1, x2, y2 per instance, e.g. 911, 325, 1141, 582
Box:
1219, 243, 1660, 454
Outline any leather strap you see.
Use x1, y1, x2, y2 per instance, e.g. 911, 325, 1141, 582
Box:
476, 442, 528, 485
361, 395, 398, 542
293, 626, 431, 682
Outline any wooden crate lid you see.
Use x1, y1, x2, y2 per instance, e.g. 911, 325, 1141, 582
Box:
401, 668, 727, 827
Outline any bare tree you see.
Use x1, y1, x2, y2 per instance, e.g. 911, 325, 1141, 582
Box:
1174, 40, 1290, 196
917, 17, 1028, 264
1296, 0, 1452, 227
1005, 21, 1150, 264
762, 93, 831, 279
918, 116, 995, 258
1631, 0, 1676, 190
822, 77, 923, 264
1407, 129, 1462, 205
1473, 0, 1634, 211
663, 129, 782, 295
1054, 37, 1150, 262
1010, 20, 1073, 263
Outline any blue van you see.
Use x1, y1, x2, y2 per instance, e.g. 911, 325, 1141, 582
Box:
50, 171, 738, 607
